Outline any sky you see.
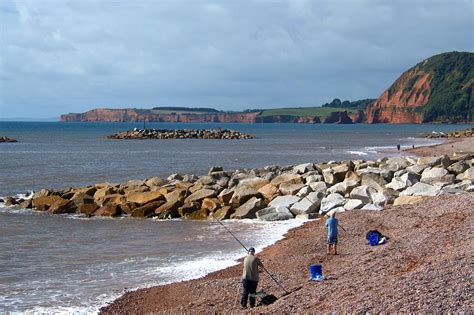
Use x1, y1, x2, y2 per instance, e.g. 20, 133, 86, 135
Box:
0, 0, 473, 119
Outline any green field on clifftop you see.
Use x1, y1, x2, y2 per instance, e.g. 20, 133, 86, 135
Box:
259, 107, 357, 118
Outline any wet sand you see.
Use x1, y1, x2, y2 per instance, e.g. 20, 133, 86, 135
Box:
100, 192, 473, 314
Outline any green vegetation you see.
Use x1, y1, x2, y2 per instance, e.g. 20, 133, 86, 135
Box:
151, 107, 219, 114
259, 107, 357, 118
321, 98, 374, 109
415, 52, 473, 122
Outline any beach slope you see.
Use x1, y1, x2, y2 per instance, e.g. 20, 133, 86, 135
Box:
100, 192, 473, 313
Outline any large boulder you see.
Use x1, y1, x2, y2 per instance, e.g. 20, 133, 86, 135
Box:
144, 176, 165, 188
256, 206, 294, 221
100, 194, 127, 207
32, 188, 55, 199
268, 195, 300, 208
19, 199, 33, 209
400, 182, 441, 196
93, 187, 116, 200
296, 186, 312, 198
350, 185, 376, 204
218, 188, 234, 205
309, 182, 328, 195
237, 177, 269, 190
361, 204, 383, 211
178, 202, 201, 217
94, 204, 122, 217
344, 199, 363, 210
289, 191, 324, 215
270, 174, 303, 186
279, 182, 305, 195
258, 183, 279, 201
293, 163, 314, 174
186, 208, 210, 220
406, 164, 427, 175
361, 173, 388, 192
393, 195, 426, 206
184, 189, 217, 204
386, 172, 419, 191
384, 157, 411, 171
305, 174, 324, 184
131, 200, 164, 218
456, 168, 474, 181
421, 167, 448, 180
201, 198, 221, 212
231, 197, 265, 219
77, 203, 99, 215
417, 155, 450, 168
32, 196, 63, 211
320, 193, 346, 214
213, 206, 235, 220
448, 161, 469, 175
48, 198, 77, 214
230, 186, 260, 207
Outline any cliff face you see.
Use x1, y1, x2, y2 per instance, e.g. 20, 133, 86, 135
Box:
61, 109, 356, 124
61, 109, 261, 123
366, 52, 473, 123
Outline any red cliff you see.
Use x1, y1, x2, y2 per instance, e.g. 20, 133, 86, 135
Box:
365, 68, 430, 123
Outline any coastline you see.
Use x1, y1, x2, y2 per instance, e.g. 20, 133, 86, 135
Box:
99, 140, 473, 313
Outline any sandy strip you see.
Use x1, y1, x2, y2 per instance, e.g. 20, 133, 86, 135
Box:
100, 192, 473, 314
405, 136, 473, 157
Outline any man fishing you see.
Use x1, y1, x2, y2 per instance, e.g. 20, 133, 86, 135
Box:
326, 213, 338, 255
241, 247, 264, 308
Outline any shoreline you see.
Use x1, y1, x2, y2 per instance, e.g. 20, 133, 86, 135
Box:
99, 138, 473, 313
405, 136, 473, 157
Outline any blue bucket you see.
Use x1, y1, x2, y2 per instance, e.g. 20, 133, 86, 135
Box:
309, 264, 323, 280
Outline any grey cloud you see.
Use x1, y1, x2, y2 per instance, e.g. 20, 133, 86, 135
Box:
0, 0, 473, 118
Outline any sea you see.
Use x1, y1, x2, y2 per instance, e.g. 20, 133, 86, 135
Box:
0, 121, 470, 313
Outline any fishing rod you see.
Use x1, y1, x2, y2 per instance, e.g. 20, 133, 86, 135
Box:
211, 214, 289, 295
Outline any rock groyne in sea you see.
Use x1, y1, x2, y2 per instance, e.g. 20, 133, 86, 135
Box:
425, 127, 474, 139
0, 136, 17, 143
5, 153, 473, 220
107, 128, 254, 140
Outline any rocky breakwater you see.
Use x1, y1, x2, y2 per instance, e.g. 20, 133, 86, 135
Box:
425, 128, 474, 139
107, 128, 254, 140
0, 136, 17, 143
5, 153, 473, 220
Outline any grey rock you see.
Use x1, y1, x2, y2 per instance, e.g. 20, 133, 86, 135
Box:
361, 204, 383, 211
293, 163, 314, 174
448, 161, 469, 175
256, 206, 294, 221
456, 168, 474, 181
279, 182, 305, 195
320, 193, 346, 214
350, 185, 376, 204
269, 195, 300, 208
290, 191, 325, 215
344, 199, 363, 210
296, 186, 312, 197
231, 197, 265, 219
400, 182, 441, 196
309, 182, 328, 195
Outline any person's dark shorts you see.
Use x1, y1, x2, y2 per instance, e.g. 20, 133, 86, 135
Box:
327, 234, 338, 245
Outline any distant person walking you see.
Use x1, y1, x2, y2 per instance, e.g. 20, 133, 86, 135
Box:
397, 144, 401, 151
326, 213, 338, 255
241, 247, 263, 308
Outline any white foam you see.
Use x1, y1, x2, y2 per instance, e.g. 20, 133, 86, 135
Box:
347, 150, 368, 156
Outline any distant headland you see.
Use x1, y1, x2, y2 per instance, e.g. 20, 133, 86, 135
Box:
61, 52, 473, 124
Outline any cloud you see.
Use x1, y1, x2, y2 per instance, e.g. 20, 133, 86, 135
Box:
0, 0, 473, 118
